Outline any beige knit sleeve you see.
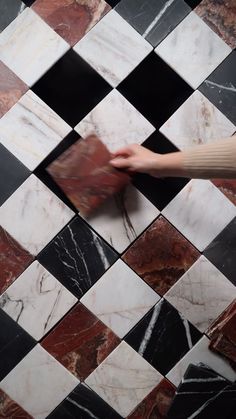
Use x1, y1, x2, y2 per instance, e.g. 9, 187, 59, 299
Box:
182, 136, 236, 179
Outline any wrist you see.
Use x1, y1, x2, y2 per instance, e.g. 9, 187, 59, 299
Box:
156, 152, 186, 177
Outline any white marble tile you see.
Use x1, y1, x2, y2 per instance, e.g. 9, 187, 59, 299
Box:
83, 184, 159, 253
81, 259, 160, 338
0, 261, 77, 340
0, 8, 69, 86
85, 341, 163, 417
73, 10, 152, 87
75, 89, 155, 152
0, 175, 74, 255
165, 256, 236, 333
160, 91, 236, 150
162, 179, 236, 251
167, 336, 236, 386
0, 90, 71, 170
0, 344, 78, 419
155, 12, 231, 89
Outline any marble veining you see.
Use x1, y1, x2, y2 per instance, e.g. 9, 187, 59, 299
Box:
0, 90, 71, 170
165, 255, 236, 333
123, 216, 200, 295
0, 261, 78, 340
0, 345, 79, 419
81, 259, 160, 338
83, 184, 159, 253
162, 179, 236, 251
155, 12, 231, 89
0, 388, 32, 419
125, 298, 201, 375
167, 336, 236, 386
85, 341, 163, 417
74, 10, 152, 87
212, 179, 236, 206
0, 8, 70, 86
75, 89, 155, 152
160, 90, 235, 150
41, 302, 120, 380
38, 216, 117, 298
32, 0, 111, 46
0, 175, 74, 255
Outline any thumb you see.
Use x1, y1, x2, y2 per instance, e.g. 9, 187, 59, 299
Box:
110, 157, 131, 169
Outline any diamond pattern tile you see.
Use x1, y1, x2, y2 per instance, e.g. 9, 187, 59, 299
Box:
0, 1, 236, 417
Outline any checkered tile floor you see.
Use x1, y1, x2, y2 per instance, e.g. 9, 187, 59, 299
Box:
0, 0, 236, 418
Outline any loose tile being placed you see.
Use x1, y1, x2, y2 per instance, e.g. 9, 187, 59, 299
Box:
74, 10, 152, 87
123, 216, 200, 295
212, 179, 236, 206
199, 51, 236, 125
118, 52, 193, 128
47, 135, 130, 217
0, 60, 28, 118
0, 0, 26, 33
0, 227, 33, 295
81, 259, 160, 338
0, 309, 35, 381
125, 299, 201, 375
115, 0, 191, 47
0, 388, 32, 419
0, 144, 29, 206
83, 184, 159, 253
75, 90, 155, 152
167, 336, 236, 386
0, 8, 69, 86
85, 341, 163, 417
32, 49, 111, 127
0, 175, 74, 256
155, 12, 231, 89
42, 302, 120, 380
127, 378, 176, 419
162, 179, 236, 251
32, 0, 111, 46
38, 216, 117, 298
195, 0, 236, 49
0, 344, 79, 419
165, 256, 236, 333
160, 90, 235, 150
0, 90, 71, 170
0, 261, 77, 340
204, 217, 236, 286
48, 383, 122, 419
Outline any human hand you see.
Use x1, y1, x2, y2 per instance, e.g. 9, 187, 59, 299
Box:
110, 144, 163, 177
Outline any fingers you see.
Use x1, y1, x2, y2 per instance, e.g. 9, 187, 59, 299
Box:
111, 144, 141, 158
110, 157, 131, 169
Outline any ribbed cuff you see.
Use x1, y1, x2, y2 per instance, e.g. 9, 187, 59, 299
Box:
183, 138, 236, 179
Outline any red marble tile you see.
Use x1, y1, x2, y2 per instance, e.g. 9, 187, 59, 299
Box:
221, 312, 236, 346
212, 179, 236, 206
195, 0, 236, 49
47, 135, 130, 217
210, 333, 236, 363
122, 216, 200, 295
0, 389, 32, 418
0, 61, 28, 118
207, 299, 236, 339
128, 379, 176, 419
41, 302, 120, 380
32, 0, 111, 46
0, 227, 34, 295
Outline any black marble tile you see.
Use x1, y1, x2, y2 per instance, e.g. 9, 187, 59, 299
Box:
106, 0, 121, 7
115, 0, 190, 47
47, 383, 122, 419
32, 50, 112, 127
0, 0, 26, 32
118, 52, 193, 129
199, 51, 236, 125
34, 131, 81, 213
132, 131, 190, 210
204, 217, 236, 286
22, 0, 35, 5
38, 216, 118, 298
0, 144, 30, 206
0, 309, 36, 381
184, 0, 202, 8
125, 299, 202, 375
167, 363, 236, 419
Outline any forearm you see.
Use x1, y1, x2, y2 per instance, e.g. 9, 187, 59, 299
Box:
158, 137, 236, 179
